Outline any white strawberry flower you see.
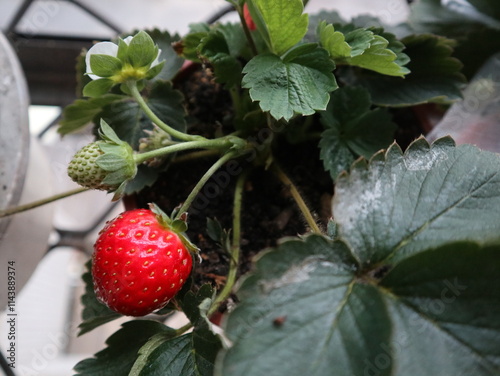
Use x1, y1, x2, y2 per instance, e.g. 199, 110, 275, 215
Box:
83, 31, 164, 97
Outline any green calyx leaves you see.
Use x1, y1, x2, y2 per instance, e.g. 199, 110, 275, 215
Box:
84, 31, 165, 98
148, 203, 200, 254
96, 120, 138, 200
67, 119, 137, 200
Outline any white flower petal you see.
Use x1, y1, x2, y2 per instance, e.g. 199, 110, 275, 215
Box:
123, 36, 134, 45
151, 49, 163, 68
85, 41, 119, 80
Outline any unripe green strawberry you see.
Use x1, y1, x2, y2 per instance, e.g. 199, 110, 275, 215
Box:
92, 208, 194, 316
67, 119, 137, 199
68, 141, 119, 191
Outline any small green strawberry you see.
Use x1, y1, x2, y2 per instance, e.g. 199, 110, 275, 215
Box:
67, 119, 137, 199
92, 204, 196, 316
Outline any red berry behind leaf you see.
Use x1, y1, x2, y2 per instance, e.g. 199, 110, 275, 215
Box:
243, 3, 256, 31
92, 208, 193, 316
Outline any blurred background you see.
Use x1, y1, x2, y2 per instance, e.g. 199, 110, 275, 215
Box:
0, 1, 411, 375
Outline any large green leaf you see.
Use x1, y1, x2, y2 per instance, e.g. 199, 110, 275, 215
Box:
242, 44, 337, 121
218, 235, 500, 376
333, 137, 500, 266
249, 0, 308, 56
218, 137, 500, 375
319, 86, 396, 179
74, 320, 174, 375
341, 33, 465, 106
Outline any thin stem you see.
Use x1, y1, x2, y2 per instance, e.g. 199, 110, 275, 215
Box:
174, 151, 240, 219
127, 81, 202, 142
0, 187, 89, 218
271, 163, 322, 234
174, 322, 193, 336
208, 169, 248, 317
172, 149, 221, 164
134, 139, 231, 165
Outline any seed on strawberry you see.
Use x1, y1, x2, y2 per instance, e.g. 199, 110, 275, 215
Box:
92, 208, 193, 316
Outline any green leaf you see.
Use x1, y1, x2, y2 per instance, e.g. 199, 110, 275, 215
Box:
342, 34, 465, 106
89, 54, 123, 77
219, 137, 500, 375
180, 32, 209, 61
218, 235, 387, 376
348, 34, 410, 77
100, 81, 186, 148
132, 285, 221, 376
319, 23, 409, 77
319, 86, 396, 179
127, 31, 158, 68
180, 284, 214, 325
123, 164, 160, 195
134, 330, 220, 376
58, 94, 123, 135
78, 261, 121, 336
83, 78, 115, 98
198, 28, 243, 87
242, 45, 337, 121
218, 234, 500, 376
74, 320, 174, 375
319, 22, 376, 59
146, 29, 185, 81
333, 137, 500, 266
378, 241, 500, 375
250, 0, 309, 56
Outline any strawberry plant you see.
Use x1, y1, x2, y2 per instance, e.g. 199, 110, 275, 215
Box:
3, 0, 500, 375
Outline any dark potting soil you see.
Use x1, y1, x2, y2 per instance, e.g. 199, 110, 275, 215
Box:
135, 139, 334, 293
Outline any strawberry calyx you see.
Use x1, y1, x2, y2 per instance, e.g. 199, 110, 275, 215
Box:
148, 203, 200, 254
68, 119, 137, 200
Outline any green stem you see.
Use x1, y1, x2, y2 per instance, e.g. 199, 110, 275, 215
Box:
134, 139, 232, 165
173, 322, 193, 336
208, 169, 248, 317
174, 151, 240, 219
271, 163, 322, 234
172, 149, 221, 164
0, 187, 89, 218
127, 81, 202, 142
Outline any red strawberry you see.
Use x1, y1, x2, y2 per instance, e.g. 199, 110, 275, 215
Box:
243, 3, 256, 31
92, 208, 193, 316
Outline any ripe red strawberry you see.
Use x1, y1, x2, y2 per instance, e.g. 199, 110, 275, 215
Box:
92, 208, 193, 316
243, 3, 256, 31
